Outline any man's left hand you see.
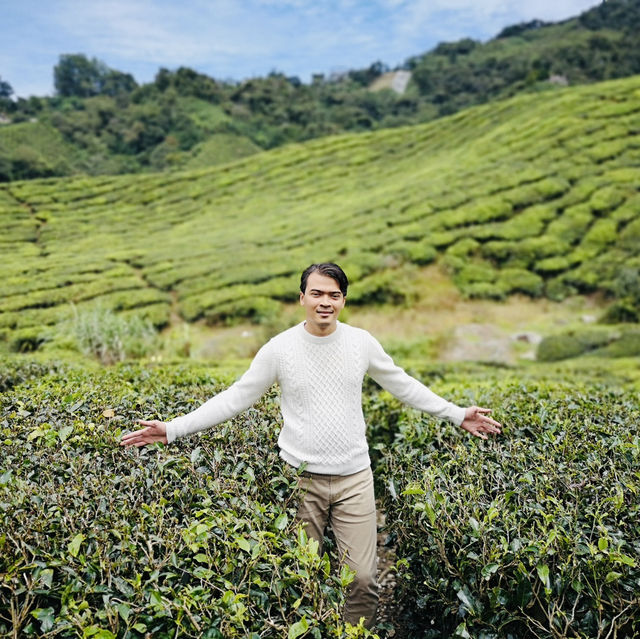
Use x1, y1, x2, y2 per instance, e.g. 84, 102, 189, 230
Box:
461, 406, 502, 439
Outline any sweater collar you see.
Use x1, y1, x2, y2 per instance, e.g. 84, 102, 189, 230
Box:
299, 320, 342, 344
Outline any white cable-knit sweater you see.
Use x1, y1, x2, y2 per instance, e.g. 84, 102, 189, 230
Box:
166, 321, 466, 475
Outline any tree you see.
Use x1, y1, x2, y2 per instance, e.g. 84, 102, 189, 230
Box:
100, 70, 137, 97
54, 54, 106, 97
54, 54, 137, 98
0, 76, 13, 99
153, 67, 221, 102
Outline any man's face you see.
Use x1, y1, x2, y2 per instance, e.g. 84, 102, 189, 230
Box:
300, 271, 346, 336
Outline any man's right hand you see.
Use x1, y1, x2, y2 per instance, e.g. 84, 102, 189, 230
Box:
120, 420, 168, 447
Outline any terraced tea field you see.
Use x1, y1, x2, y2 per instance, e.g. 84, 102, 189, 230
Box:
2, 76, 640, 352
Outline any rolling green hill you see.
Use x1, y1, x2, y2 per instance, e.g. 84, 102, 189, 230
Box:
1, 75, 639, 354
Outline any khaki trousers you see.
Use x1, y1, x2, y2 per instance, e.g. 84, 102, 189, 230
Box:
296, 466, 378, 629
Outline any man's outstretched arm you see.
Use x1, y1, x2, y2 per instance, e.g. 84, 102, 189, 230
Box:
366, 332, 502, 437
120, 340, 277, 448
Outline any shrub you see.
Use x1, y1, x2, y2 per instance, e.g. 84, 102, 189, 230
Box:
377, 381, 640, 639
535, 256, 571, 275
348, 269, 416, 306
387, 239, 437, 266
496, 204, 557, 241
536, 328, 619, 362
459, 281, 507, 300
536, 334, 589, 362
503, 177, 569, 208
600, 301, 640, 324
561, 263, 602, 292
588, 186, 626, 213
619, 218, 640, 251
544, 277, 577, 302
581, 218, 618, 248
406, 240, 438, 266
545, 204, 593, 245
481, 240, 512, 264
496, 268, 544, 297
454, 264, 497, 286
446, 238, 479, 259
592, 328, 640, 358
8, 326, 51, 353
0, 365, 370, 638
203, 296, 282, 326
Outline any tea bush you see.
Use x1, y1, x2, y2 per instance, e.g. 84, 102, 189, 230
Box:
377, 381, 640, 638
0, 364, 372, 638
537, 326, 640, 362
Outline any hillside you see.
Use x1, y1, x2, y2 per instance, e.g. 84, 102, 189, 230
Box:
1, 0, 640, 182
1, 74, 639, 356
405, 0, 640, 116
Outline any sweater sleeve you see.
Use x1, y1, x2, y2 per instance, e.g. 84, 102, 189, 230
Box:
365, 333, 466, 426
165, 341, 278, 443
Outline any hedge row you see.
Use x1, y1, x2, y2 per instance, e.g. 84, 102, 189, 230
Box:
0, 362, 375, 638
376, 380, 640, 638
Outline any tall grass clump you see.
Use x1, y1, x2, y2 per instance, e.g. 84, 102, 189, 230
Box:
70, 305, 158, 364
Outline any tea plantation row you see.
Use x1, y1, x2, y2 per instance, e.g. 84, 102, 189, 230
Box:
2, 75, 640, 352
374, 378, 640, 638
1, 357, 639, 637
0, 360, 370, 638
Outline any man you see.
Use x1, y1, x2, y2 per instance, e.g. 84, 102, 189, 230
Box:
121, 262, 502, 629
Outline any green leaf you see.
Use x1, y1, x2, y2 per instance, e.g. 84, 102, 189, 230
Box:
274, 513, 289, 530
598, 537, 608, 552
31, 608, 55, 632
117, 603, 131, 622
605, 571, 622, 583
149, 590, 163, 606
83, 627, 115, 639
424, 501, 436, 526
612, 553, 635, 567
402, 483, 425, 496
481, 562, 499, 580
456, 588, 475, 613
288, 617, 309, 639
454, 622, 472, 639
236, 536, 251, 552
58, 425, 74, 442
537, 564, 550, 589
39, 568, 54, 589
68, 533, 85, 558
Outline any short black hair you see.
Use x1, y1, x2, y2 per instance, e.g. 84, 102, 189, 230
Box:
300, 263, 348, 297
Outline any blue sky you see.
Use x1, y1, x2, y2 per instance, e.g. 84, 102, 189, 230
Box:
2, 0, 601, 98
